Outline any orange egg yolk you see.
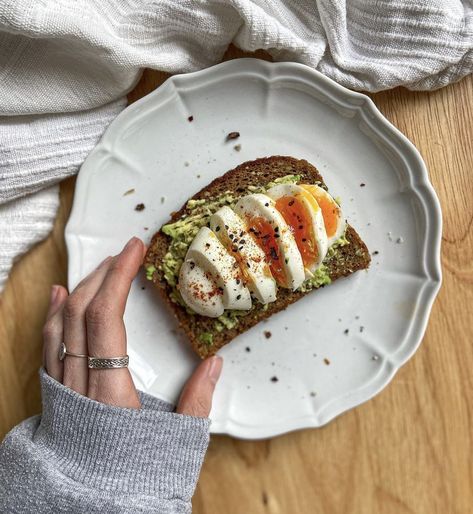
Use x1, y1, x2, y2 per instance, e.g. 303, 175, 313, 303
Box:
248, 216, 287, 287
275, 195, 318, 268
301, 185, 339, 238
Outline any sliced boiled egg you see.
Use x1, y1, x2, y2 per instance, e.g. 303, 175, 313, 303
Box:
178, 260, 224, 317
210, 206, 277, 305
183, 226, 251, 312
266, 184, 328, 276
300, 184, 346, 246
234, 194, 305, 290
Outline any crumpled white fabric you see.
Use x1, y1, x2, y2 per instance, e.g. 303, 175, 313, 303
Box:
0, 0, 472, 291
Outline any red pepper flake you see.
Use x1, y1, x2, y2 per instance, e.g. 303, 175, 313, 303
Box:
188, 115, 194, 122
226, 131, 240, 141
135, 203, 145, 211
264, 331, 272, 339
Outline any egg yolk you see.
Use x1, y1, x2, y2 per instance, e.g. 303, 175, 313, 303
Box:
275, 195, 318, 268
248, 216, 287, 287
301, 185, 339, 238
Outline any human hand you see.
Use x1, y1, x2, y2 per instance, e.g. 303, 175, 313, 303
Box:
42, 236, 223, 415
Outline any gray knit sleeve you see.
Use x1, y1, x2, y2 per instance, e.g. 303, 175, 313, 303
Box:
0, 369, 210, 514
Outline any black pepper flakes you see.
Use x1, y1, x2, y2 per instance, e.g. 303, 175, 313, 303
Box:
288, 199, 295, 206
324, 358, 330, 365
236, 294, 241, 300
360, 183, 366, 187
270, 376, 279, 383
373, 250, 379, 255
245, 347, 251, 352
344, 329, 349, 335
188, 115, 194, 122
215, 225, 220, 232
134, 203, 145, 211
226, 131, 240, 141
264, 331, 272, 339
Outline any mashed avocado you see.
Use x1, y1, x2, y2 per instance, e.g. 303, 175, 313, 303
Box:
154, 174, 349, 334
199, 332, 214, 345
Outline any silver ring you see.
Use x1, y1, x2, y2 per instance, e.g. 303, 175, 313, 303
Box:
88, 355, 129, 369
59, 342, 88, 361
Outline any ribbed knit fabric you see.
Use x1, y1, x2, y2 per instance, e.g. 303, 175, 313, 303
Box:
0, 0, 472, 291
0, 370, 210, 513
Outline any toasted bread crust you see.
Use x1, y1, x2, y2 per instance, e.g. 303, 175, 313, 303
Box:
145, 156, 370, 358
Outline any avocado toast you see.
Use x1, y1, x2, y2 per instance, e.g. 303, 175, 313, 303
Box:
144, 156, 371, 358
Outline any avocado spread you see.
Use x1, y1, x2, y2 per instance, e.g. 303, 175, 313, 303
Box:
146, 174, 349, 332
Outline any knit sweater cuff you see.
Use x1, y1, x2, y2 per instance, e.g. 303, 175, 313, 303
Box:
33, 369, 210, 499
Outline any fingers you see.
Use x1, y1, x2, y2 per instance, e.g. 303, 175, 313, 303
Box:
86, 237, 145, 409
42, 285, 68, 382
86, 238, 145, 357
176, 356, 223, 417
62, 256, 114, 395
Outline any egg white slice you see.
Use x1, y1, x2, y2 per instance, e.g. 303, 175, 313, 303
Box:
266, 184, 328, 276
299, 184, 346, 246
210, 206, 277, 304
178, 260, 224, 317
234, 193, 305, 290
184, 226, 252, 311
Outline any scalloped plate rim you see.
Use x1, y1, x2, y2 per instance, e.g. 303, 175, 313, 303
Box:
66, 58, 442, 439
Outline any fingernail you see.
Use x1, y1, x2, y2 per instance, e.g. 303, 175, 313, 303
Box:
207, 356, 223, 384
50, 285, 59, 306
124, 237, 140, 251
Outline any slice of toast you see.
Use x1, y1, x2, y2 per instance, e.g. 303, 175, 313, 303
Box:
144, 156, 370, 358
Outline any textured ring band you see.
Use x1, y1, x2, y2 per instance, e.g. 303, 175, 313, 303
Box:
87, 355, 129, 369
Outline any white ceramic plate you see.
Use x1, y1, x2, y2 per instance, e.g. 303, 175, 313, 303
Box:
66, 58, 442, 439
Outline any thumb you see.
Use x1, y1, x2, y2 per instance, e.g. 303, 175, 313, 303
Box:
176, 356, 223, 417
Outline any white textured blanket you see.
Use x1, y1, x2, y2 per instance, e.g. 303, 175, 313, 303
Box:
0, 0, 472, 290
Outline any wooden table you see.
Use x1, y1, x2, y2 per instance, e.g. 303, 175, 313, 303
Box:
1, 47, 472, 513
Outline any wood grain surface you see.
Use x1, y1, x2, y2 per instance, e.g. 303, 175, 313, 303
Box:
1, 47, 472, 514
